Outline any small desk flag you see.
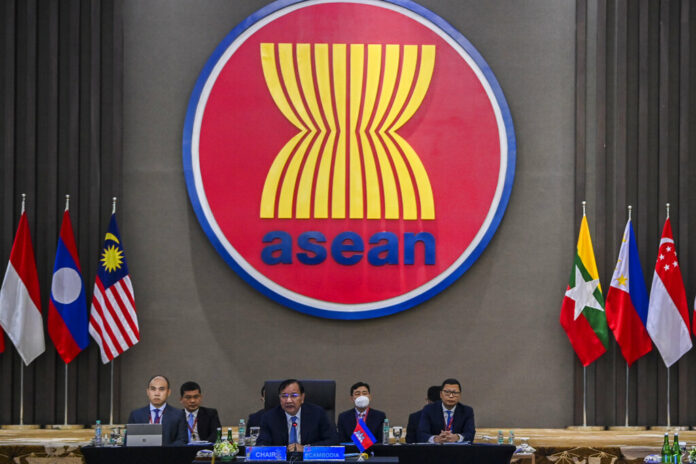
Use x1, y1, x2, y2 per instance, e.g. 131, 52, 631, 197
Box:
352, 417, 377, 452
88, 213, 139, 363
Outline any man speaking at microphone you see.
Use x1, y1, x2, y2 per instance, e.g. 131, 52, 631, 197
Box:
256, 379, 338, 451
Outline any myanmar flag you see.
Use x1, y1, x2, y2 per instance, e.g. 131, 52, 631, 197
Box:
560, 215, 609, 366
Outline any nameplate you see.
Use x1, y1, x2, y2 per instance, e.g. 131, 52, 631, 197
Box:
303, 446, 345, 461
246, 446, 287, 461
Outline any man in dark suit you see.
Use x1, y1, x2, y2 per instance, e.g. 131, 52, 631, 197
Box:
417, 378, 475, 443
336, 382, 386, 443
247, 385, 267, 436
406, 385, 441, 443
256, 379, 338, 451
127, 375, 188, 446
179, 381, 222, 443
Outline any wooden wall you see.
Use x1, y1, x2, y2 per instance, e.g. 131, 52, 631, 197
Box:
0, 0, 123, 425
575, 0, 696, 426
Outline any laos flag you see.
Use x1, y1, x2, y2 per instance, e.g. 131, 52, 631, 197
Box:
351, 417, 376, 452
48, 210, 88, 363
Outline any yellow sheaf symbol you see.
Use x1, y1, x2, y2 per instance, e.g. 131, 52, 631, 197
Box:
259, 43, 435, 220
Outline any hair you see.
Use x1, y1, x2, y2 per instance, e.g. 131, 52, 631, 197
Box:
441, 378, 461, 391
278, 379, 304, 394
350, 382, 371, 395
180, 381, 201, 397
147, 375, 170, 389
427, 385, 441, 403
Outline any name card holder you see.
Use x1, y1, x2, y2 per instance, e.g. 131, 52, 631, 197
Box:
246, 446, 287, 461
303, 445, 346, 462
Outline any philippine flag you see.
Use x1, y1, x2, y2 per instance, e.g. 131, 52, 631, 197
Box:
48, 209, 88, 363
352, 417, 377, 452
605, 218, 652, 366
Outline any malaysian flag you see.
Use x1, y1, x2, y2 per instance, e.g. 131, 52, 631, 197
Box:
88, 213, 139, 363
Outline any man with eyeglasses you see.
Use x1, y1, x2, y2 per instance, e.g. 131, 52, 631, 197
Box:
256, 379, 338, 451
416, 378, 475, 443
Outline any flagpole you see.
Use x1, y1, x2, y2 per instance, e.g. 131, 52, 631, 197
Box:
664, 204, 670, 428
624, 205, 631, 428
63, 195, 70, 426
109, 197, 117, 426
583, 366, 587, 427
19, 194, 26, 427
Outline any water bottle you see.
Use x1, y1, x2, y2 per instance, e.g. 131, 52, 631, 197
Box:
497, 430, 504, 445
227, 427, 233, 442
215, 427, 222, 445
238, 419, 246, 446
508, 430, 514, 445
94, 420, 103, 447
382, 418, 390, 445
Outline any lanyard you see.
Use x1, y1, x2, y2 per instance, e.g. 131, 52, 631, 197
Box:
356, 407, 370, 423
149, 409, 163, 424
187, 414, 199, 434
445, 411, 454, 431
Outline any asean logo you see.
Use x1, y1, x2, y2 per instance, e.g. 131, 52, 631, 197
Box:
183, 0, 516, 319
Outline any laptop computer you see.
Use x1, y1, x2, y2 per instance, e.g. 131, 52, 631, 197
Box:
126, 423, 163, 446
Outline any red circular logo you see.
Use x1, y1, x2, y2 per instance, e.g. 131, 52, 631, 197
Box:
183, 0, 516, 319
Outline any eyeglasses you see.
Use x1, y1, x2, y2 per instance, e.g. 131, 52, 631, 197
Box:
442, 390, 461, 397
280, 393, 301, 399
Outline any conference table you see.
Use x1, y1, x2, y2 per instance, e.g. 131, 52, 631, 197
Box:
81, 443, 516, 464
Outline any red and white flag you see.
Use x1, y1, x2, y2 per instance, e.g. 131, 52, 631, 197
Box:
88, 213, 139, 363
646, 218, 692, 367
0, 211, 46, 365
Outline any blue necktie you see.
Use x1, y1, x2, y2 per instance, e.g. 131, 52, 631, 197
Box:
153, 408, 161, 424
188, 413, 195, 440
445, 410, 452, 431
289, 416, 298, 444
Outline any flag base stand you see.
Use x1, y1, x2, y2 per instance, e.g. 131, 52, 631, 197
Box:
1, 424, 41, 430
90, 423, 124, 429
608, 426, 647, 431
46, 424, 85, 430
649, 425, 689, 431
566, 425, 605, 431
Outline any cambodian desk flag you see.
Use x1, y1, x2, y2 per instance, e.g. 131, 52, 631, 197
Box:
605, 218, 652, 366
560, 213, 609, 366
646, 217, 691, 367
352, 417, 377, 452
88, 213, 139, 363
0, 210, 45, 365
48, 209, 89, 363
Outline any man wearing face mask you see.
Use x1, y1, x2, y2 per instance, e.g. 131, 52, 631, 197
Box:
336, 382, 387, 443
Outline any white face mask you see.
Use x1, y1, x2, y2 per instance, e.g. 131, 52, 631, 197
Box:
354, 395, 370, 409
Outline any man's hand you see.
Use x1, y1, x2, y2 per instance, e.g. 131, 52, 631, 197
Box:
287, 443, 304, 452
433, 430, 459, 443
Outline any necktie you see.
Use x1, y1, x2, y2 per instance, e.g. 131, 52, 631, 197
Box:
188, 413, 195, 441
153, 409, 161, 424
289, 416, 298, 444
445, 410, 452, 431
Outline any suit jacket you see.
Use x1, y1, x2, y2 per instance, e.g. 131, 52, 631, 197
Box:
256, 402, 338, 446
247, 408, 266, 435
127, 404, 188, 446
184, 406, 221, 443
336, 408, 386, 443
416, 401, 475, 443
405, 409, 422, 444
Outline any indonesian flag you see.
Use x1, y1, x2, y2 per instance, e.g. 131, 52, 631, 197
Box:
605, 219, 652, 366
646, 218, 692, 367
352, 417, 377, 452
560, 215, 609, 366
0, 211, 46, 365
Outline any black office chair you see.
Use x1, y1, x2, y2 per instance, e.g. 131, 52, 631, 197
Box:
264, 379, 336, 425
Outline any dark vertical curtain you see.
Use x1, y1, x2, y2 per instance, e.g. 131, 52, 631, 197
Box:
0, 0, 122, 425
575, 0, 696, 426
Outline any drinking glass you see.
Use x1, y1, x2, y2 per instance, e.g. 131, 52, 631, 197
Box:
249, 426, 260, 445
392, 426, 403, 445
